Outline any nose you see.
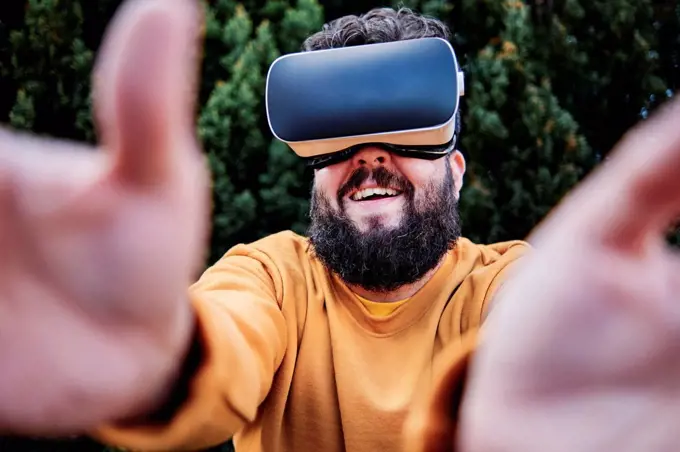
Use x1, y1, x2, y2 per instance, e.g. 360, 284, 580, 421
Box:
352, 146, 391, 168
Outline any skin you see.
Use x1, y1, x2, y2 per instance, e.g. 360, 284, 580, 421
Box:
456, 98, 680, 452
0, 0, 208, 434
2, 1, 680, 451
313, 147, 467, 302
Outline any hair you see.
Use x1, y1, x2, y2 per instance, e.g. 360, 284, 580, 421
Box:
301, 7, 451, 50
301, 6, 462, 137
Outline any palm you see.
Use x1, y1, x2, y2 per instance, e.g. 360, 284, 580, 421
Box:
0, 0, 207, 434
460, 99, 680, 451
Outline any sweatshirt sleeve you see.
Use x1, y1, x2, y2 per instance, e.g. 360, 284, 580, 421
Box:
402, 243, 530, 452
92, 245, 289, 451
402, 332, 477, 452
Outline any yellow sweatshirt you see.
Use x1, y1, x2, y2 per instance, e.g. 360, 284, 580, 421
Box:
94, 231, 529, 452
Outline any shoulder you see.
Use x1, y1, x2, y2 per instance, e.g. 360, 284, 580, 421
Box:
447, 237, 532, 328
455, 236, 531, 288
455, 236, 531, 268
191, 231, 316, 303
205, 230, 317, 285
224, 230, 313, 265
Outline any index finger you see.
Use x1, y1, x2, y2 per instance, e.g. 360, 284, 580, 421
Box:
532, 96, 680, 254
93, 0, 204, 189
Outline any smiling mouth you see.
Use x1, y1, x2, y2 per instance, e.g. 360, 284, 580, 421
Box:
350, 187, 403, 201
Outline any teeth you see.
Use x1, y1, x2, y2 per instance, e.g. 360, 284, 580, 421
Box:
351, 187, 400, 201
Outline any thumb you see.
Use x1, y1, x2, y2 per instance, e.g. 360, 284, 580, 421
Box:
93, 0, 204, 188
531, 96, 680, 253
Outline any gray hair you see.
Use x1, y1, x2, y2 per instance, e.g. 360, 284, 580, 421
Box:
301, 7, 452, 51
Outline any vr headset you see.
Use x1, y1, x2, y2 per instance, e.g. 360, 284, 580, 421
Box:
265, 37, 464, 169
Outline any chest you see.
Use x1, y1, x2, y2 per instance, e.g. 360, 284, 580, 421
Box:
238, 284, 471, 452
285, 299, 451, 442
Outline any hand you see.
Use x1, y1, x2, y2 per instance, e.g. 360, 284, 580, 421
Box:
459, 96, 680, 452
0, 0, 209, 435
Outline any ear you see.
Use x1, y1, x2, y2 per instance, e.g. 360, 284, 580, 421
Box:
448, 150, 466, 198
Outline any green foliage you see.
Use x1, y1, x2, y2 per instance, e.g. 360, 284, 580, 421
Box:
3, 0, 94, 138
195, 0, 323, 261
0, 0, 679, 450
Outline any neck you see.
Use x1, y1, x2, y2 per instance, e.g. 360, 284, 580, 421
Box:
347, 258, 445, 303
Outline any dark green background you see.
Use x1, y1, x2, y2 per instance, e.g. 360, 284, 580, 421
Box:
1, 0, 678, 450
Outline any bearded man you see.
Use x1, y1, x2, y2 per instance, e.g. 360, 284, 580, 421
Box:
0, 3, 527, 450
4, 1, 680, 452
89, 7, 529, 451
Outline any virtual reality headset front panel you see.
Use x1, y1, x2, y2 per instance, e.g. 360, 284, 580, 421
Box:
265, 37, 464, 161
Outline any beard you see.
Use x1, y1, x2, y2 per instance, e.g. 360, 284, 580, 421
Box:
306, 162, 462, 293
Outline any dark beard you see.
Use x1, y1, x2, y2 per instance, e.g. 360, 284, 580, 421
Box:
307, 163, 462, 293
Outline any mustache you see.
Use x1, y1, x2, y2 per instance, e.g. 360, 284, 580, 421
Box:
337, 166, 413, 201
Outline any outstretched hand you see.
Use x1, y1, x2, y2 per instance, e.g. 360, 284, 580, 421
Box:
0, 0, 209, 435
460, 96, 680, 452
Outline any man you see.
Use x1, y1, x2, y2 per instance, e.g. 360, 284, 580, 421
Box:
90, 5, 527, 451
3, 1, 680, 452
1, 2, 526, 450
